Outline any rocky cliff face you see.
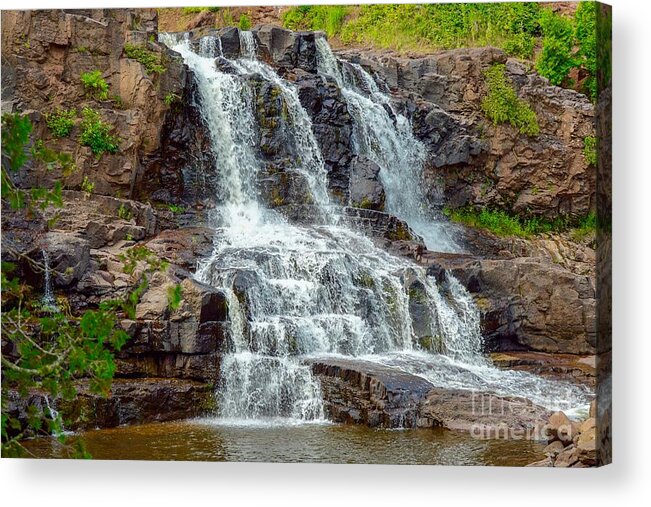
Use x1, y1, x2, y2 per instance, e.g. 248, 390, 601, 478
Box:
1, 13, 597, 430
1, 9, 212, 205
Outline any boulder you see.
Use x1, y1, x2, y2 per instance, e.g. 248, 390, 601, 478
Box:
309, 357, 550, 433
545, 411, 574, 444
295, 70, 355, 202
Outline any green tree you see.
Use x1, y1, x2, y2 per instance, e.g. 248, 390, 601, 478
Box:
536, 8, 577, 86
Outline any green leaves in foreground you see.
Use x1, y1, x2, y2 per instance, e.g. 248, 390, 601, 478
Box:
1, 114, 181, 458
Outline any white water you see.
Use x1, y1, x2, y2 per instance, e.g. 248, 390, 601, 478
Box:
315, 38, 461, 253
161, 32, 589, 426
41, 249, 58, 312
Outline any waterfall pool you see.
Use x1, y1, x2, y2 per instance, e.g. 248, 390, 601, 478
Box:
22, 420, 545, 465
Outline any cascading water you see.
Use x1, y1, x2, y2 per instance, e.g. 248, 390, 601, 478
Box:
161, 31, 589, 425
315, 37, 461, 253
41, 249, 58, 312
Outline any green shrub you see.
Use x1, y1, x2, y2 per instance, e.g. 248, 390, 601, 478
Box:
502, 32, 536, 59
117, 203, 133, 220
80, 70, 109, 101
182, 7, 220, 15
79, 107, 119, 157
444, 206, 597, 239
583, 135, 597, 166
124, 43, 166, 75
536, 8, 576, 86
44, 108, 76, 138
570, 211, 597, 242
239, 14, 252, 31
164, 92, 180, 106
167, 204, 185, 214
81, 175, 95, 194
481, 64, 540, 136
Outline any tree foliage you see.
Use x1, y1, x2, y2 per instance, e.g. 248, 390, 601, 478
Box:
536, 8, 577, 87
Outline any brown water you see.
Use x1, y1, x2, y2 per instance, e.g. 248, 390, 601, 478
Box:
23, 419, 544, 465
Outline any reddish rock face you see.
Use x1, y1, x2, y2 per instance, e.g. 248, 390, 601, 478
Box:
1, 9, 200, 203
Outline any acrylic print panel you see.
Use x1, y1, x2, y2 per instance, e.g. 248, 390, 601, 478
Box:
0, 2, 611, 467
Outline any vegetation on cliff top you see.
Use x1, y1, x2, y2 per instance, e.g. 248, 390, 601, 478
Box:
282, 2, 600, 100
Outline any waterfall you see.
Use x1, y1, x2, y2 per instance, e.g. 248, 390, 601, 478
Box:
161, 32, 589, 424
41, 249, 58, 312
315, 37, 461, 253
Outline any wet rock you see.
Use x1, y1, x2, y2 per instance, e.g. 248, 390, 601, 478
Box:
490, 351, 596, 387
407, 280, 436, 349
60, 378, 215, 430
344, 207, 423, 245
6, 378, 215, 432
349, 156, 385, 211
254, 25, 317, 73
295, 70, 355, 202
309, 357, 550, 433
43, 231, 90, 287
309, 357, 435, 428
219, 26, 241, 59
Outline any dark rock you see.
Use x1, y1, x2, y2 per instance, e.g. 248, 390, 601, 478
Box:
219, 26, 242, 59
295, 71, 355, 202
344, 207, 423, 245
349, 156, 385, 211
309, 357, 435, 428
6, 378, 215, 432
309, 357, 551, 433
254, 25, 317, 73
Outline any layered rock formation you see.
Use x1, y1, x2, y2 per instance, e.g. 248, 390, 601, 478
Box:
2, 12, 598, 439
